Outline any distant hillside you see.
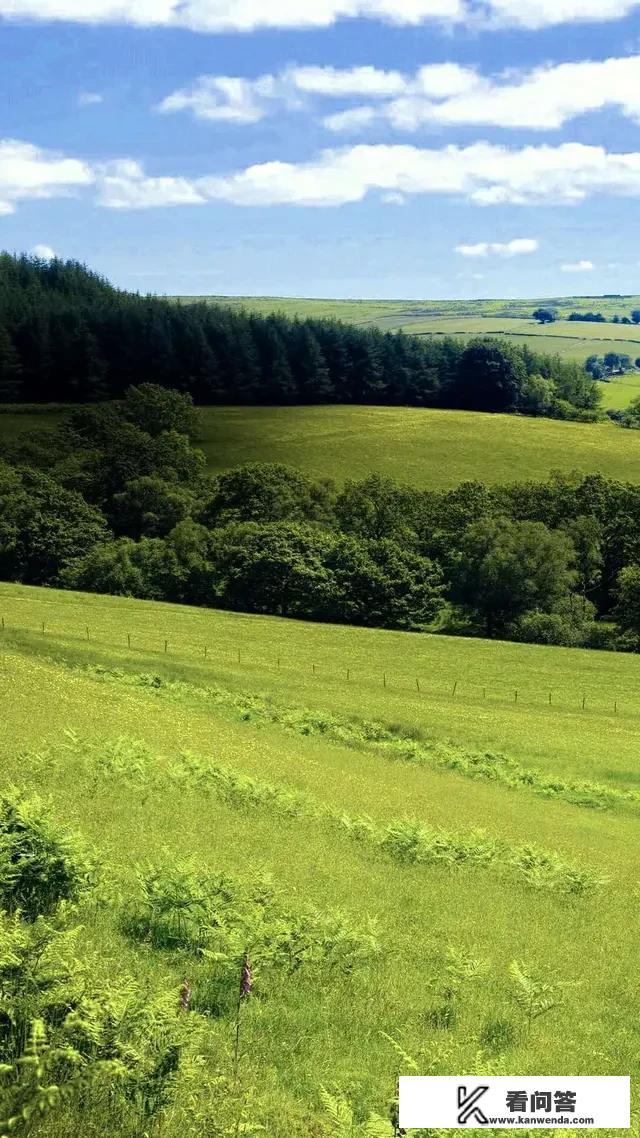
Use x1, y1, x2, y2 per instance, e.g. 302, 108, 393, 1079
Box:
172, 292, 640, 323
0, 253, 599, 418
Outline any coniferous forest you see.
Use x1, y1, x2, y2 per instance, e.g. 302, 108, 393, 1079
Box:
0, 253, 599, 417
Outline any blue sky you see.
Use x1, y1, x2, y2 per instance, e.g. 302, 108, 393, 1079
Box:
2, 1, 640, 298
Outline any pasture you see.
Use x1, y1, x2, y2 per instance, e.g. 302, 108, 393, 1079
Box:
2, 581, 640, 1134
2, 403, 640, 489
196, 406, 640, 489
177, 293, 640, 323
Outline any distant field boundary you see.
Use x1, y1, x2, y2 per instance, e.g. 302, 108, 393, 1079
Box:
413, 328, 640, 349
2, 619, 631, 722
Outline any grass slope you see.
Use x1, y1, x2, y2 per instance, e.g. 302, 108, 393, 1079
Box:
2, 403, 639, 489
198, 406, 640, 489
175, 294, 640, 322
2, 582, 639, 1133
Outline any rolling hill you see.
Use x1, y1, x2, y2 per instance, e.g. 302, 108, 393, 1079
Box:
3, 403, 640, 490
1, 581, 639, 1135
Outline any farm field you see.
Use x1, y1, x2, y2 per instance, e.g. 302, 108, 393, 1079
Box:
2, 403, 640, 489
384, 316, 640, 367
176, 293, 640, 323
196, 406, 640, 489
2, 581, 640, 1134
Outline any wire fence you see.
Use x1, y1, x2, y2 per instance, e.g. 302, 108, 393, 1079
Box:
0, 615, 634, 721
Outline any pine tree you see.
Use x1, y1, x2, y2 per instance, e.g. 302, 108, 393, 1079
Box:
0, 326, 22, 402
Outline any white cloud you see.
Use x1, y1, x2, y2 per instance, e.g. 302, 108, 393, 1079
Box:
96, 159, 207, 208
381, 191, 406, 204
290, 64, 407, 97
186, 143, 640, 209
561, 259, 595, 271
6, 137, 640, 216
158, 75, 279, 124
30, 243, 56, 259
389, 55, 640, 131
325, 55, 640, 134
0, 0, 637, 30
456, 237, 538, 257
78, 91, 103, 106
162, 55, 640, 135
323, 106, 378, 132
0, 139, 94, 215
456, 242, 490, 257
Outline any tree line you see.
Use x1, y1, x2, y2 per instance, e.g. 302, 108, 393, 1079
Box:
534, 307, 640, 325
3, 383, 640, 649
0, 253, 599, 417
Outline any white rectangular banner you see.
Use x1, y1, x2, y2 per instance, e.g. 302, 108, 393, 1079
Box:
399, 1076, 630, 1129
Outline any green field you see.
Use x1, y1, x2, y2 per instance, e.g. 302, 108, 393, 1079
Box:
196, 406, 640, 489
176, 293, 640, 323
2, 581, 640, 1134
387, 316, 640, 369
3, 403, 640, 489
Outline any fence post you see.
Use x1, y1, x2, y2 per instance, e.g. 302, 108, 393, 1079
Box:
549, 692, 552, 706
86, 625, 90, 641
383, 672, 387, 689
482, 687, 486, 700
41, 621, 45, 636
452, 681, 458, 696
204, 645, 207, 660
614, 700, 618, 714
312, 663, 316, 674
1, 617, 4, 631
416, 678, 420, 693
347, 668, 350, 681
582, 695, 586, 710
514, 690, 518, 704
127, 633, 131, 649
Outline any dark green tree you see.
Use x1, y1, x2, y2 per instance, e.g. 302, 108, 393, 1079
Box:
450, 516, 577, 637
121, 383, 199, 438
453, 339, 526, 413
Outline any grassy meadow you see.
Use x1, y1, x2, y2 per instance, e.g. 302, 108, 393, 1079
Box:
176, 293, 640, 323
3, 403, 640, 490
2, 581, 640, 1134
198, 406, 640, 489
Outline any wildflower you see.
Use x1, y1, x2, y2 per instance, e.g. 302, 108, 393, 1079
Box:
178, 977, 192, 1014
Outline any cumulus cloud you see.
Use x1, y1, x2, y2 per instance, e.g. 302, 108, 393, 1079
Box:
158, 64, 423, 126
186, 143, 640, 209
0, 0, 637, 30
323, 55, 640, 133
30, 243, 56, 258
0, 139, 94, 215
160, 55, 640, 134
96, 159, 207, 208
456, 238, 538, 257
158, 75, 281, 124
561, 259, 595, 271
6, 137, 640, 216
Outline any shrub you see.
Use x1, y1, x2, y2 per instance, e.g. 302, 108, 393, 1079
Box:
511, 611, 584, 647
479, 1016, 518, 1052
0, 790, 96, 920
